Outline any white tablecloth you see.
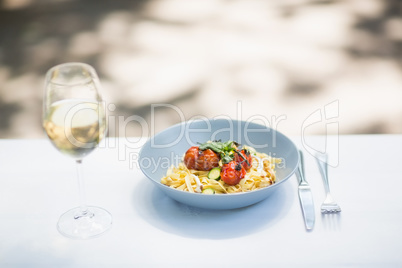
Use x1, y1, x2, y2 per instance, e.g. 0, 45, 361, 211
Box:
0, 136, 401, 267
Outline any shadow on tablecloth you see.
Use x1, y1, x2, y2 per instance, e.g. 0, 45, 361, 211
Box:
131, 176, 295, 239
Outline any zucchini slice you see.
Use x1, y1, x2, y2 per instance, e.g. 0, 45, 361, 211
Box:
208, 167, 221, 180
202, 188, 215, 194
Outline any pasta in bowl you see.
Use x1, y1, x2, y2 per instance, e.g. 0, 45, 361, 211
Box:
139, 119, 299, 209
161, 141, 281, 194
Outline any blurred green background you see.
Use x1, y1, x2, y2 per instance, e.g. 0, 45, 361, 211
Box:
1, 0, 401, 138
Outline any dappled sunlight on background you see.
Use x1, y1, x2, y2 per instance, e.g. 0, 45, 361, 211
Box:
0, 0, 401, 138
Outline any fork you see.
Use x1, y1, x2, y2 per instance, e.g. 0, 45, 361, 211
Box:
315, 153, 341, 213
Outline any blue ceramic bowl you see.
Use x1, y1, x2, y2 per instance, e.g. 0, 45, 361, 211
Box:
139, 119, 299, 209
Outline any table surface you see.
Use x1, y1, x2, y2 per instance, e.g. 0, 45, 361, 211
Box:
0, 135, 401, 267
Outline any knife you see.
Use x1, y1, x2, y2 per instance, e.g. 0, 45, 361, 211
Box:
296, 150, 315, 230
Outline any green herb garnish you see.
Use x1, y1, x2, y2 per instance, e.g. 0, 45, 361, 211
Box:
198, 140, 249, 165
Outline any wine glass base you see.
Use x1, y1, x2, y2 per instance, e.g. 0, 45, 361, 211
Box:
57, 206, 112, 239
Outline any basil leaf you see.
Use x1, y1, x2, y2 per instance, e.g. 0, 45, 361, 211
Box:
221, 154, 233, 164
199, 142, 222, 153
222, 141, 234, 151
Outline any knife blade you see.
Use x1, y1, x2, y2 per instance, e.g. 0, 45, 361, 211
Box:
296, 150, 315, 230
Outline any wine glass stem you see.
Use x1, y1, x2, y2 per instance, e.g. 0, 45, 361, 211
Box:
75, 159, 90, 218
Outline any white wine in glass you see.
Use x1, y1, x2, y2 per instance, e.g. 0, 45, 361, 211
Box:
43, 62, 112, 239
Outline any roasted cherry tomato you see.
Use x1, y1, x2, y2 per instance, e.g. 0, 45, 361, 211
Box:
184, 147, 220, 171
196, 149, 220, 171
234, 149, 253, 171
220, 161, 246, 185
184, 146, 199, 170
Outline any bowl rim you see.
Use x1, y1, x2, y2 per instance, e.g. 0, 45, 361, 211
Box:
139, 118, 300, 197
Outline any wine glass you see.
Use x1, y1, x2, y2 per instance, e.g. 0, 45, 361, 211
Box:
43, 62, 112, 239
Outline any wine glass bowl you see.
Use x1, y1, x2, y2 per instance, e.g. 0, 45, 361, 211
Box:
43, 99, 106, 159
43, 63, 112, 239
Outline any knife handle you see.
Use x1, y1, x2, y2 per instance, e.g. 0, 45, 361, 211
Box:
298, 150, 307, 183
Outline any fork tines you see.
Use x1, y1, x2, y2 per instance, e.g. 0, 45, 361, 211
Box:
321, 204, 341, 214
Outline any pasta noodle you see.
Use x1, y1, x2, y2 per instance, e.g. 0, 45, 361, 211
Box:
161, 150, 281, 194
